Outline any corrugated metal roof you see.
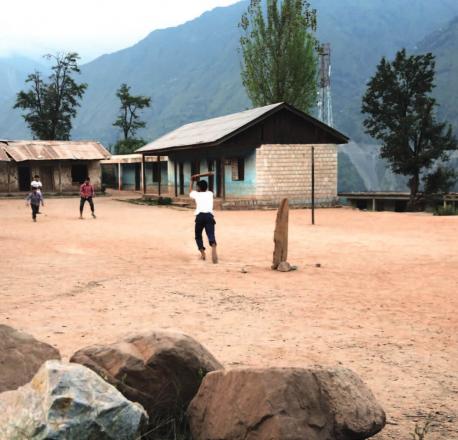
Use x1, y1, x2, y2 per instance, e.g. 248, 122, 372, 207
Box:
137, 102, 349, 154
0, 143, 10, 161
137, 103, 283, 153
2, 141, 111, 162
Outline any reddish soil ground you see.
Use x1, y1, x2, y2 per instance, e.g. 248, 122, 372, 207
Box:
0, 195, 457, 439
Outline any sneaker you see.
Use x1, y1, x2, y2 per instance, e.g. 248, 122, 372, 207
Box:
200, 250, 206, 261
92, 212, 96, 219
211, 245, 218, 264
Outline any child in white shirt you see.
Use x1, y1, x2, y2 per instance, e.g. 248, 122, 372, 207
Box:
189, 173, 218, 263
30, 175, 43, 213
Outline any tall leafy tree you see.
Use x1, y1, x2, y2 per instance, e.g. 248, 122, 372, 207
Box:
239, 0, 318, 112
14, 52, 87, 140
362, 49, 457, 208
113, 83, 151, 141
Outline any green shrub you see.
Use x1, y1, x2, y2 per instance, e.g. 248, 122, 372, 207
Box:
434, 205, 458, 216
158, 197, 172, 205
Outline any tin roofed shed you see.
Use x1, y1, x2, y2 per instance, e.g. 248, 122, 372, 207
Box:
137, 102, 349, 208
0, 140, 111, 194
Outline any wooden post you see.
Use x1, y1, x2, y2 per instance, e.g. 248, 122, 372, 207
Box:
118, 162, 122, 191
272, 198, 289, 270
221, 157, 226, 200
174, 161, 178, 197
58, 161, 62, 193
157, 155, 161, 196
311, 146, 315, 225
142, 154, 146, 194
7, 162, 10, 194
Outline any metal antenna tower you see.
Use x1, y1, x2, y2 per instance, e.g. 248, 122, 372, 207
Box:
317, 43, 334, 127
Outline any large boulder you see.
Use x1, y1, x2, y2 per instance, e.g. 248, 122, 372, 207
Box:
0, 360, 148, 440
187, 367, 386, 440
70, 330, 223, 422
0, 324, 61, 392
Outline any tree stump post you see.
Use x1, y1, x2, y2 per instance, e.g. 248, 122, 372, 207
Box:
272, 198, 289, 270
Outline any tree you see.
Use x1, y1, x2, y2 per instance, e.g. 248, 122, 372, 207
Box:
239, 0, 318, 113
113, 83, 151, 143
114, 138, 147, 155
362, 49, 457, 208
14, 52, 87, 140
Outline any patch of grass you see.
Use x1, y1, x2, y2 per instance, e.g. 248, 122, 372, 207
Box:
137, 412, 192, 440
124, 197, 173, 207
158, 197, 173, 205
434, 205, 458, 216
410, 416, 432, 440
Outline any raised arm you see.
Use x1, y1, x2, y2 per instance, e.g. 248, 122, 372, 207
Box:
189, 172, 215, 194
189, 175, 196, 194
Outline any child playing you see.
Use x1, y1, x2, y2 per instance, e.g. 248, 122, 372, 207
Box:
26, 187, 44, 222
79, 177, 96, 219
189, 172, 218, 263
31, 174, 43, 213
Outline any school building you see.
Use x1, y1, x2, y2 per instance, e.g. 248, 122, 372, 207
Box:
100, 154, 167, 192
136, 102, 349, 208
0, 140, 111, 194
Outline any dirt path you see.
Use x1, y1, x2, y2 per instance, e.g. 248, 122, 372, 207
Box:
0, 196, 457, 439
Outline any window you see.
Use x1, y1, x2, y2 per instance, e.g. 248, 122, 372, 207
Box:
191, 160, 200, 176
152, 162, 160, 182
71, 164, 88, 183
231, 158, 245, 181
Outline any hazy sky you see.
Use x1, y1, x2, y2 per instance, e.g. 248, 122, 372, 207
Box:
0, 0, 241, 62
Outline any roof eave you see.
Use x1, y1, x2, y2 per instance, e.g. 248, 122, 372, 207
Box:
138, 102, 349, 154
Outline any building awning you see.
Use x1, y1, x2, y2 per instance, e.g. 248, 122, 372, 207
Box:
0, 142, 10, 162
1, 140, 111, 162
137, 102, 349, 155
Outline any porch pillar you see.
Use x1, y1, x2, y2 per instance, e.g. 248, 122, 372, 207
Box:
221, 157, 226, 201
311, 145, 315, 225
174, 161, 178, 197
372, 198, 376, 211
58, 161, 62, 193
118, 162, 122, 191
7, 162, 10, 194
157, 155, 161, 196
142, 154, 146, 194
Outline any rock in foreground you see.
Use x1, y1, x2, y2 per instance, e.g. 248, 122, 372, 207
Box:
187, 367, 386, 440
70, 330, 223, 421
0, 324, 61, 392
0, 360, 148, 440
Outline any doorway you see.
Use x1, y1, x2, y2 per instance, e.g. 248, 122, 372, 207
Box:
207, 160, 215, 192
135, 164, 141, 191
18, 166, 31, 191
179, 162, 184, 195
40, 166, 54, 192
215, 159, 222, 198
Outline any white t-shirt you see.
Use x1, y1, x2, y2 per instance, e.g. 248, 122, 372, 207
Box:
190, 190, 214, 215
31, 181, 42, 192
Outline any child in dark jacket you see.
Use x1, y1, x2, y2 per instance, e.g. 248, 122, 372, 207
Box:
26, 187, 44, 222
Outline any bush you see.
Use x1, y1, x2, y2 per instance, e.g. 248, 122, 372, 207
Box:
434, 205, 458, 216
158, 197, 172, 205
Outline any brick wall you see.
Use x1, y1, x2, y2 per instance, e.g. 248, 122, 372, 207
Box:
255, 144, 337, 206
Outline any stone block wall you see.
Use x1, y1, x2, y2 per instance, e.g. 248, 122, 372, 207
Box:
255, 144, 337, 206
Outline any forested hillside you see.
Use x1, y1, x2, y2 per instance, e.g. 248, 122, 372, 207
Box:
1, 0, 457, 191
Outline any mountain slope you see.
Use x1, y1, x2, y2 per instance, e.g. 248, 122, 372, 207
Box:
2, 0, 458, 146
417, 16, 458, 132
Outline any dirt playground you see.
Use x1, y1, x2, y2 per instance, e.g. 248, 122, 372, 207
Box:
0, 195, 457, 439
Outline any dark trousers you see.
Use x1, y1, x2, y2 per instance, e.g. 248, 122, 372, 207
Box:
31, 204, 39, 220
195, 213, 216, 250
80, 197, 95, 214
